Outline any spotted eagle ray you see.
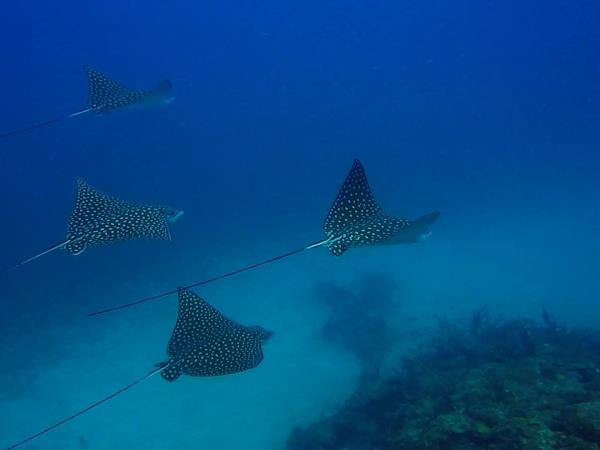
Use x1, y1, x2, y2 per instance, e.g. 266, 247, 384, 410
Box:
0, 179, 183, 276
5, 288, 271, 449
0, 66, 174, 139
89, 159, 439, 316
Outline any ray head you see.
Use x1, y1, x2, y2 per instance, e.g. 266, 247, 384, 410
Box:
164, 206, 184, 223
160, 288, 270, 382
64, 179, 181, 255
152, 79, 175, 105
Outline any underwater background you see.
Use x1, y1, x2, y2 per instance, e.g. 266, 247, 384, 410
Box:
1, 0, 599, 449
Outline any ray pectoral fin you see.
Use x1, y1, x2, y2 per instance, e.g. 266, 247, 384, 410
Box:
323, 159, 388, 254
85, 65, 130, 111
164, 289, 269, 378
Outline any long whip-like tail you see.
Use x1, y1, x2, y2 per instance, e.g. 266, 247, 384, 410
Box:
87, 238, 334, 317
0, 108, 92, 140
5, 363, 167, 450
0, 238, 72, 277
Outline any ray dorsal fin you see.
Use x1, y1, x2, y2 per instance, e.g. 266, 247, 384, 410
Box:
85, 66, 130, 109
323, 159, 384, 239
162, 288, 267, 381
65, 179, 173, 255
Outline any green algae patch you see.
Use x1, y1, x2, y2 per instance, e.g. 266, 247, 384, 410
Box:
287, 311, 600, 450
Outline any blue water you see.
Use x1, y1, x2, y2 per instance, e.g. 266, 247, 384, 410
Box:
1, 1, 599, 448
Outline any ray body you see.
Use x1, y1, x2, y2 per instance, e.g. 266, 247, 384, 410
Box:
0, 66, 173, 140
0, 179, 182, 275
161, 288, 271, 381
65, 178, 179, 255
88, 158, 439, 316
86, 66, 174, 114
323, 159, 439, 255
5, 291, 268, 449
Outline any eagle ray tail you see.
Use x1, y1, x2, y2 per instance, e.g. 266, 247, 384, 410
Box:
5, 364, 167, 449
87, 240, 327, 317
0, 238, 72, 277
0, 108, 92, 140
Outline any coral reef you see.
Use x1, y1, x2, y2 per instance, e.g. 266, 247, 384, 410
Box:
315, 274, 398, 379
287, 309, 600, 449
